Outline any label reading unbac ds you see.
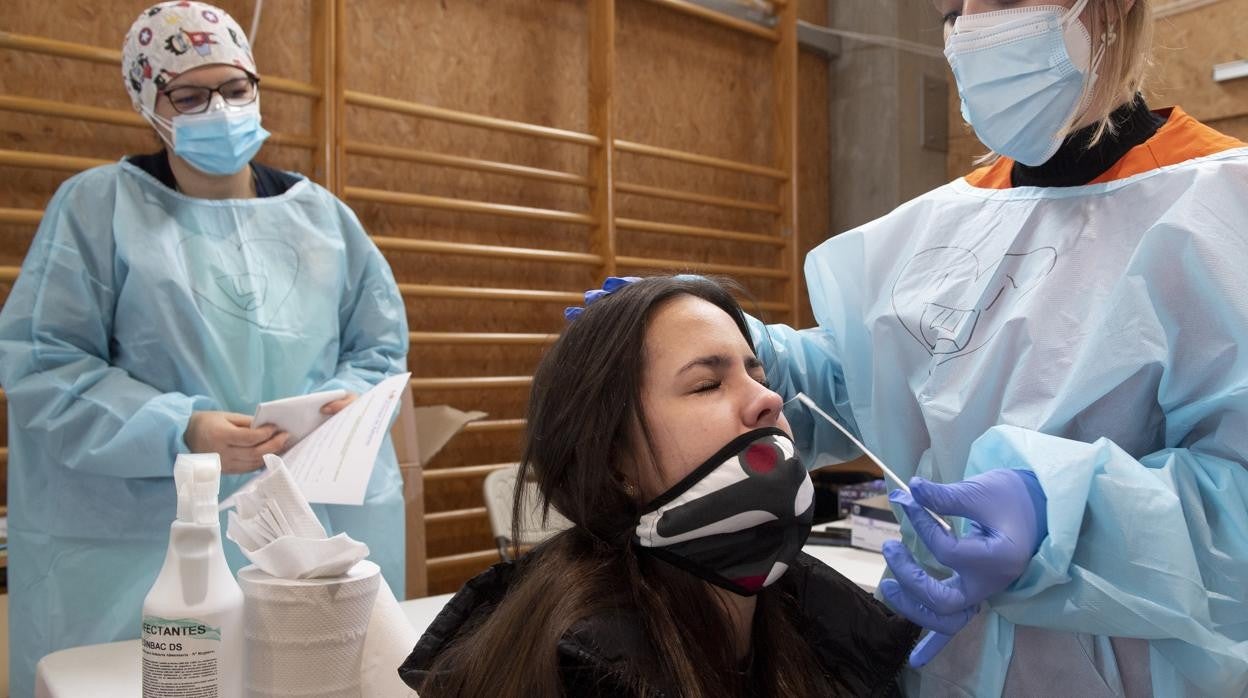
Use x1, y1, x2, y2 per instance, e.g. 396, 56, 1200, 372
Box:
141, 616, 222, 697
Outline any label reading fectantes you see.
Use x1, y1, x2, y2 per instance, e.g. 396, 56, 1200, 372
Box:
141, 615, 222, 697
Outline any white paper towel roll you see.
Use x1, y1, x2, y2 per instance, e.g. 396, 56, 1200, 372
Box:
361, 581, 421, 697
240, 561, 381, 698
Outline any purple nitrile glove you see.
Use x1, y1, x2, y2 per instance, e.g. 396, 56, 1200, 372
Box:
878, 468, 1047, 667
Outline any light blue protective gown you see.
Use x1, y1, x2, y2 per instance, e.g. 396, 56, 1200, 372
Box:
0, 162, 410, 698
754, 147, 1248, 697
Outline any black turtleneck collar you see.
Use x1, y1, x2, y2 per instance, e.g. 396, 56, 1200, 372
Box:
1011, 95, 1165, 188
126, 150, 300, 197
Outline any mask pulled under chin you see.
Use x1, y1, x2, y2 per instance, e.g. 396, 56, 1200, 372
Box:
633, 427, 814, 596
144, 101, 270, 177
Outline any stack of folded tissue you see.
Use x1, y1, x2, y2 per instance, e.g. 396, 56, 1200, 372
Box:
227, 454, 417, 697
227, 454, 370, 579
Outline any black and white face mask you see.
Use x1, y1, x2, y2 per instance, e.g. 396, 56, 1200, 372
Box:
633, 427, 814, 596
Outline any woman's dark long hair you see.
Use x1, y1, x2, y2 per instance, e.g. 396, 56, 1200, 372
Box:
418, 276, 837, 697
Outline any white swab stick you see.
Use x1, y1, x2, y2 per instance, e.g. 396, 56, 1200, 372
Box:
794, 393, 953, 533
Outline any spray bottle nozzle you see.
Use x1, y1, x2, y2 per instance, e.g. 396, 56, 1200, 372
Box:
175, 453, 223, 525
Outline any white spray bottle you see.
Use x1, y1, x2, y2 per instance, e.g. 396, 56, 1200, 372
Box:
142, 453, 243, 697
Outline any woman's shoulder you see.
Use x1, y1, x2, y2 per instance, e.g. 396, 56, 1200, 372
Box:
1142, 106, 1247, 167
249, 161, 303, 197
402, 550, 917, 696
781, 553, 918, 693
559, 607, 668, 696
269, 174, 373, 233
400, 556, 663, 696
53, 162, 129, 200
400, 561, 518, 681
28, 163, 135, 235
559, 555, 917, 696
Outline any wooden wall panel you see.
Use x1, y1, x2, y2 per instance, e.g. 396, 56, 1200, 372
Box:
425, 472, 500, 515
0, 1, 317, 204
612, 1, 785, 311
335, 0, 810, 594
426, 515, 494, 560
1208, 114, 1248, 141
1, 0, 829, 597
796, 18, 830, 328
1147, 0, 1248, 121
340, 0, 594, 284
344, 0, 589, 131
340, 10, 596, 582
426, 429, 525, 471
427, 552, 500, 594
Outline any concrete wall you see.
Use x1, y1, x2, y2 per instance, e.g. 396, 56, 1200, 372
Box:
826, 0, 950, 240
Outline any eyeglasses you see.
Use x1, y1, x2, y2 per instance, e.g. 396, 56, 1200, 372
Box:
161, 76, 260, 115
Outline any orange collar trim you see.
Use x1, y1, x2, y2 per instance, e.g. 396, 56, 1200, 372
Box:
962, 106, 1246, 190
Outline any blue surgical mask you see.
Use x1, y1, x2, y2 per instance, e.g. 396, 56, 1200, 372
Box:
147, 99, 270, 176
944, 0, 1103, 167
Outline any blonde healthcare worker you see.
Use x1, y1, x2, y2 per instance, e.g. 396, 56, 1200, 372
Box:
750, 0, 1248, 695
0, 3, 408, 695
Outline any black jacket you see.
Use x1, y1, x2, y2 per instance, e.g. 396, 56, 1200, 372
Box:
400, 551, 919, 697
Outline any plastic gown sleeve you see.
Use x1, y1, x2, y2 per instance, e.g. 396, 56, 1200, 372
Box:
0, 176, 216, 478
747, 315, 863, 468
311, 201, 408, 396
974, 233, 1248, 694
976, 430, 1248, 691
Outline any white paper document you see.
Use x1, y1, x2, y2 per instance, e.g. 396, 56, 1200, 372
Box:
252, 388, 348, 446
281, 372, 412, 505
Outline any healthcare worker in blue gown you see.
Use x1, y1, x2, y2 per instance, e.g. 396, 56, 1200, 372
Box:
0, 3, 408, 696
749, 0, 1248, 695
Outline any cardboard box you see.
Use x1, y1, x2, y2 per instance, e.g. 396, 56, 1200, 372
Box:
389, 389, 486, 600
850, 493, 902, 553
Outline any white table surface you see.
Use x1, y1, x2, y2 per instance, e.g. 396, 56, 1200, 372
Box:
33, 539, 885, 697
801, 542, 887, 592
33, 593, 454, 698
802, 519, 888, 592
